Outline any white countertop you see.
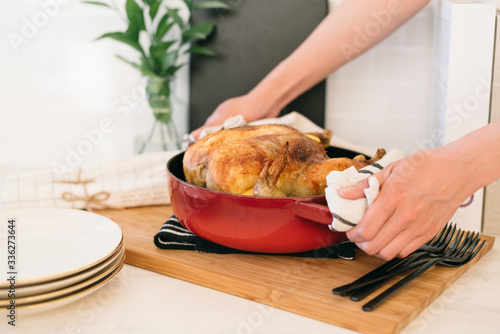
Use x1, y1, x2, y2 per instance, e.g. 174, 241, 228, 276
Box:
0, 237, 498, 334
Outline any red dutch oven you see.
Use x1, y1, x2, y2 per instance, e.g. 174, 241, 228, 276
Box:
167, 146, 367, 253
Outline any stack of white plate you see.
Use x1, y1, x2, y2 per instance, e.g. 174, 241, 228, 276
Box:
0, 208, 124, 313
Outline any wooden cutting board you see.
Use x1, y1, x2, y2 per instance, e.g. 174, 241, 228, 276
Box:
96, 205, 495, 334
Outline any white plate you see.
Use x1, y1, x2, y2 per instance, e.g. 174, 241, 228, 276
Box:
0, 243, 124, 299
0, 208, 123, 287
0, 245, 125, 307
0, 258, 125, 315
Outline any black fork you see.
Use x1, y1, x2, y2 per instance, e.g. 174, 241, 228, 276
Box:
332, 223, 457, 297
334, 229, 477, 297
349, 224, 460, 301
362, 231, 485, 311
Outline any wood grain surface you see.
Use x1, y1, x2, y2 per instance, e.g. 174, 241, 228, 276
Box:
96, 205, 495, 334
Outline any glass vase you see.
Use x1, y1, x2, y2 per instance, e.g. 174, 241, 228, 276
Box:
137, 76, 182, 153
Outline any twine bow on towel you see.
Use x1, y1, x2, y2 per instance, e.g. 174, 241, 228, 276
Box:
57, 170, 122, 211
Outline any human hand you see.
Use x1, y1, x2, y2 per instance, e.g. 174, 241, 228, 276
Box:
190, 93, 281, 140
339, 148, 472, 260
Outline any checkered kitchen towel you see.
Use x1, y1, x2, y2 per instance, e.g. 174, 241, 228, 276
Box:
154, 215, 358, 259
0, 150, 180, 210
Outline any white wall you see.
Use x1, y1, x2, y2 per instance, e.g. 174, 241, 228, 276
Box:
0, 0, 189, 170
326, 0, 435, 155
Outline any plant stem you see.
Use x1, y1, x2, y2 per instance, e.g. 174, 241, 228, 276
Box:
169, 119, 182, 150
159, 121, 168, 151
164, 116, 181, 150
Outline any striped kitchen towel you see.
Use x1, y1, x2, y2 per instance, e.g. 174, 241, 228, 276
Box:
154, 215, 358, 260
325, 149, 405, 232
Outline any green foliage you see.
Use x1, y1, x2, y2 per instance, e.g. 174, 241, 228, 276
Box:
84, 0, 229, 80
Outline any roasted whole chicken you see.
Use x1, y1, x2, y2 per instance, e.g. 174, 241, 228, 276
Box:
183, 124, 385, 197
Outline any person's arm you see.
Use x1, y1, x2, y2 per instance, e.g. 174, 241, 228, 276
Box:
340, 119, 500, 260
191, 0, 431, 139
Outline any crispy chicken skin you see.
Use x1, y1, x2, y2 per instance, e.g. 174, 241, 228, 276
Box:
183, 124, 385, 197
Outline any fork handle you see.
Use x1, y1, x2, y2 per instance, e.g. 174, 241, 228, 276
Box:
333, 253, 427, 296
349, 253, 431, 301
332, 257, 404, 296
350, 279, 389, 301
339, 259, 428, 297
362, 258, 440, 311
347, 252, 425, 302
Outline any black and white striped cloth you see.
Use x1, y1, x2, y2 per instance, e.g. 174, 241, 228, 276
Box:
154, 215, 358, 260
325, 149, 405, 232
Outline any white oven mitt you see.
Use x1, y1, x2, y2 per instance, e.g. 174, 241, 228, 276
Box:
325, 149, 405, 232
198, 115, 247, 139
182, 115, 247, 149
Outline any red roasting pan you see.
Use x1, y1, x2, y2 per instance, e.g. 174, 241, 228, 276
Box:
167, 146, 368, 253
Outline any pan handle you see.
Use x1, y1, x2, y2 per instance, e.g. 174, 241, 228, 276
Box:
294, 200, 333, 226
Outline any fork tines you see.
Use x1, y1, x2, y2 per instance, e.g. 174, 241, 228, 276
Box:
332, 223, 485, 311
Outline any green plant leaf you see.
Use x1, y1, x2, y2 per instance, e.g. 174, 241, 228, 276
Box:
125, 0, 145, 31
89, 0, 224, 84
140, 55, 158, 75
116, 55, 157, 77
167, 8, 184, 29
164, 64, 184, 77
150, 41, 176, 74
194, 1, 230, 11
149, 0, 162, 20
186, 45, 216, 56
143, 0, 159, 6
96, 31, 143, 52
155, 14, 174, 43
159, 50, 178, 74
182, 23, 214, 42
81, 1, 112, 8
125, 19, 142, 42
182, 0, 193, 11
150, 41, 176, 58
